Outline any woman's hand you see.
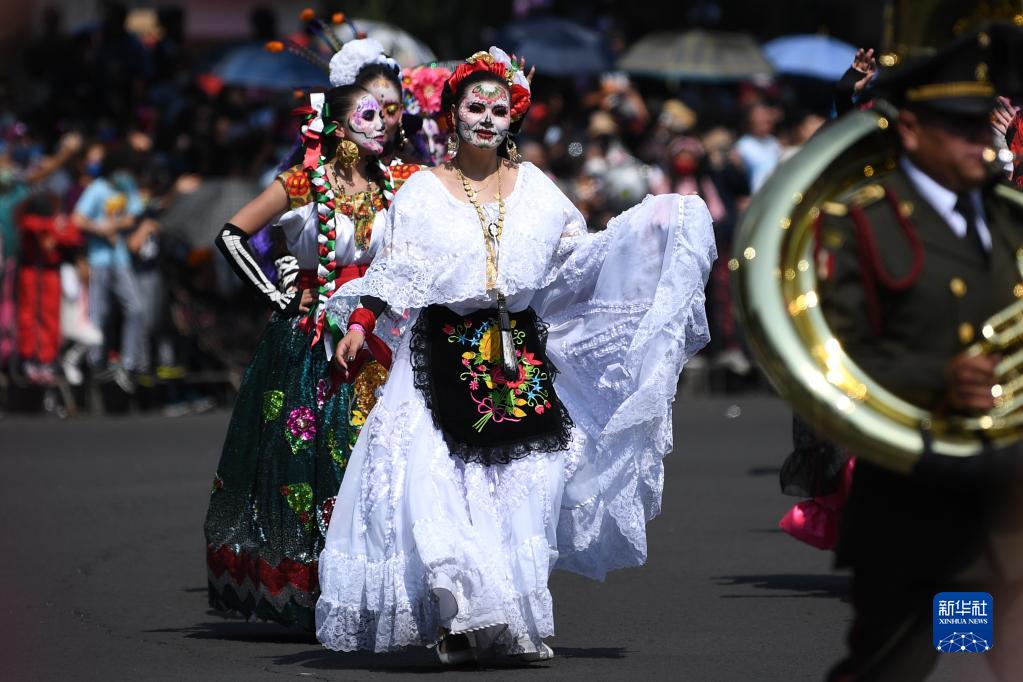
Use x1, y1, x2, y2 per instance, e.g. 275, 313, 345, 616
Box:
332, 329, 366, 372
510, 53, 536, 84
297, 289, 315, 315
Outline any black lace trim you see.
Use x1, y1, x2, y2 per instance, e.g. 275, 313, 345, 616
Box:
409, 305, 574, 466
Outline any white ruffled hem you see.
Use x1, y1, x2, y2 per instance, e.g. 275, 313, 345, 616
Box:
316, 532, 555, 653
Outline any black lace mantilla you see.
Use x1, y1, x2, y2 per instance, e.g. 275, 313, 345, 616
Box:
410, 305, 574, 466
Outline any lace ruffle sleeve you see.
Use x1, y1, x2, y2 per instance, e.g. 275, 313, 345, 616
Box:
534, 194, 717, 580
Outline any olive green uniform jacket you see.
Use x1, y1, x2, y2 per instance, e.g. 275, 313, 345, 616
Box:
819, 166, 1023, 577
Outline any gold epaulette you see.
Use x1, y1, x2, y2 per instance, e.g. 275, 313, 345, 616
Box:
822, 183, 885, 216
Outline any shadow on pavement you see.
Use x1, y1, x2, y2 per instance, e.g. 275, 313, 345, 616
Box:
144, 619, 319, 645
747, 466, 782, 477
713, 574, 850, 600
267, 645, 627, 674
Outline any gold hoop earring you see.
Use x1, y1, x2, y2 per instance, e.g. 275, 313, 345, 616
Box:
398, 125, 409, 149
505, 137, 521, 163
446, 134, 459, 159
337, 139, 359, 167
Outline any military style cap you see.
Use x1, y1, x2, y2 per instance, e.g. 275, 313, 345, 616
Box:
876, 28, 998, 115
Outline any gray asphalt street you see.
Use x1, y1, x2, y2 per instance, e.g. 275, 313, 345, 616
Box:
0, 396, 988, 680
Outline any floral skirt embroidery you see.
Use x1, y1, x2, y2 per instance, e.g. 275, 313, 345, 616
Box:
204, 315, 385, 631
409, 305, 572, 466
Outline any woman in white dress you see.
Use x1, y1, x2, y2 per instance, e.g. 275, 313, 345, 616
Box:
316, 47, 716, 662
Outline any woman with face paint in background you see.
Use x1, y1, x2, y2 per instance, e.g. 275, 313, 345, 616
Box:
316, 48, 715, 663
204, 37, 420, 632
401, 64, 455, 167
355, 64, 408, 164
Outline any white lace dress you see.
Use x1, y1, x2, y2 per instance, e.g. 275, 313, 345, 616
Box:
316, 162, 716, 654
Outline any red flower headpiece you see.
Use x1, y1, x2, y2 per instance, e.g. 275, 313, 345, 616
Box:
445, 49, 531, 122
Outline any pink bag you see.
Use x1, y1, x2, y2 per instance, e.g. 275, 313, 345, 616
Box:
779, 457, 855, 550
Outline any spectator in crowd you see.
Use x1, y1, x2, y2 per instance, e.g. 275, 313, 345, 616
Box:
0, 129, 81, 371
3, 4, 885, 412
72, 142, 147, 391
0, 145, 29, 368
778, 109, 826, 162
16, 190, 79, 384
735, 102, 781, 193
833, 47, 878, 116
992, 95, 1023, 186
59, 252, 103, 387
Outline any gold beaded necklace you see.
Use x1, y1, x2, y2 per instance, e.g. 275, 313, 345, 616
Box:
455, 163, 517, 375
456, 164, 505, 290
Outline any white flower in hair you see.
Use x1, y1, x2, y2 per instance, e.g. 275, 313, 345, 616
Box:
488, 46, 531, 93
329, 37, 391, 87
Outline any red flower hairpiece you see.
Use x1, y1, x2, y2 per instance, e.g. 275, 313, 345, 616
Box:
446, 50, 531, 122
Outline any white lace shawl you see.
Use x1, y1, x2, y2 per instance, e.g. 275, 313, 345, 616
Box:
325, 162, 585, 314
323, 163, 718, 581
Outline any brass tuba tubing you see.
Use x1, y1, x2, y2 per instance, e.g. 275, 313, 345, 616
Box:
731, 104, 1017, 473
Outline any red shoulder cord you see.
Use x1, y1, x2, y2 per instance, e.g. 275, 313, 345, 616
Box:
843, 187, 925, 336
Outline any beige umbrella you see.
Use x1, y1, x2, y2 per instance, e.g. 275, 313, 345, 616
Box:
618, 30, 774, 81
333, 18, 437, 69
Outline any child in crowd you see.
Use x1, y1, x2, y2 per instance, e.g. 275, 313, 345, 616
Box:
16, 191, 80, 383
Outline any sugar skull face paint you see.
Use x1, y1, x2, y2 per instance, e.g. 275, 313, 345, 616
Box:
456, 81, 511, 150
345, 93, 387, 155
421, 118, 448, 165
364, 76, 403, 140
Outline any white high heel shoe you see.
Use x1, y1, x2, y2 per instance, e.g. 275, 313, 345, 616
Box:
513, 642, 554, 662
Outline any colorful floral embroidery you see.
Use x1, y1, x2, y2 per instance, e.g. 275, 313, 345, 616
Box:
279, 167, 313, 208
262, 390, 284, 421
286, 406, 317, 454
448, 317, 551, 432
336, 189, 386, 251
285, 172, 310, 196
280, 483, 314, 531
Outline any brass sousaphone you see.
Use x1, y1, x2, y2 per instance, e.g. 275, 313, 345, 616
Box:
731, 3, 1023, 473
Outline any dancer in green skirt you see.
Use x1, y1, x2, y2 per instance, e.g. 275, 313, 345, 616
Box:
204, 33, 420, 630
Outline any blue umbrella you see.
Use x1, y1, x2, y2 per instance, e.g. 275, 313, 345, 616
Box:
210, 42, 330, 90
763, 34, 857, 81
496, 17, 610, 76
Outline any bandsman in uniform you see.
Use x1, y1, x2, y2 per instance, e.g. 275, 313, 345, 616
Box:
818, 27, 1023, 681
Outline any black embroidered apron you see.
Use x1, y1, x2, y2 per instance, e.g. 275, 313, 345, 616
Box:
410, 305, 573, 466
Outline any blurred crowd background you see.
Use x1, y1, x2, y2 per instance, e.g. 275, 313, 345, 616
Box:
0, 0, 929, 416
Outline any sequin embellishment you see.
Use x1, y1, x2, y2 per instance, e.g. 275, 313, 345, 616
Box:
315, 378, 330, 410
286, 406, 317, 454
262, 390, 284, 421
316, 495, 336, 535
280, 483, 315, 531
327, 430, 347, 468
348, 361, 388, 446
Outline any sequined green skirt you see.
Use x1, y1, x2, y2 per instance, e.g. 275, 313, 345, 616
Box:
204, 315, 382, 631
